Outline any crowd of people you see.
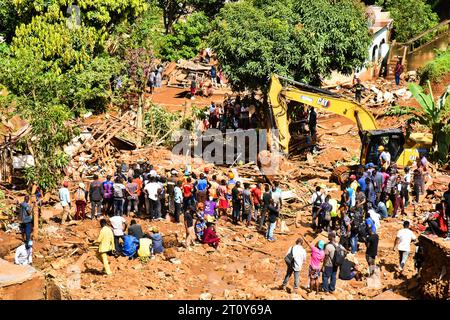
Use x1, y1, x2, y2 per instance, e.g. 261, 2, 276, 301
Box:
280, 149, 450, 294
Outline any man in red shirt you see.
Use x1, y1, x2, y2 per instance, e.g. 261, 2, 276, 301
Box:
426, 202, 448, 237
183, 177, 194, 211
251, 183, 262, 223
132, 173, 144, 217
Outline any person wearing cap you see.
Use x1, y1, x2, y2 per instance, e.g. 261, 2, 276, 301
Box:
301, 234, 325, 294
15, 241, 33, 265
349, 174, 359, 194
74, 182, 88, 220
150, 226, 164, 254
89, 174, 104, 219
322, 231, 339, 293
95, 219, 115, 275
59, 181, 72, 224
281, 238, 307, 293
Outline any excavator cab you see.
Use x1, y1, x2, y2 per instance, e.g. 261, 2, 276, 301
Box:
360, 129, 405, 166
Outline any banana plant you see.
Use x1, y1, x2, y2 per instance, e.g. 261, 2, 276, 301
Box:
388, 80, 450, 162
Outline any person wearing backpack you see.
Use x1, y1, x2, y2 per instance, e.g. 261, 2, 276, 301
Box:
317, 195, 332, 232
311, 186, 324, 230
89, 174, 104, 219
74, 182, 88, 220
322, 231, 345, 293
281, 238, 307, 293
102, 175, 114, 216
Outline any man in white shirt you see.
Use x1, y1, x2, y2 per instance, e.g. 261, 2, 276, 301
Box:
144, 176, 162, 220
15, 241, 33, 265
110, 213, 127, 255
59, 181, 72, 224
281, 238, 307, 292
393, 220, 417, 275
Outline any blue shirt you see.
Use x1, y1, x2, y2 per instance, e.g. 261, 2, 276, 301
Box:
358, 177, 366, 192
20, 202, 32, 224
346, 187, 354, 207
174, 186, 183, 204
122, 235, 139, 257
197, 179, 208, 192
365, 217, 376, 233
151, 233, 164, 253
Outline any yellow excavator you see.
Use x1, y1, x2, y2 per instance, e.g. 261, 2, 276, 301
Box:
267, 74, 432, 183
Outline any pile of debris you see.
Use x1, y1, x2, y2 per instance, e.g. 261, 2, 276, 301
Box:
64, 111, 144, 181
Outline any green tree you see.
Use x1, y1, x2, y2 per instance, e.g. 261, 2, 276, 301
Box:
376, 0, 439, 43
208, 0, 371, 92
388, 82, 450, 162
161, 11, 209, 61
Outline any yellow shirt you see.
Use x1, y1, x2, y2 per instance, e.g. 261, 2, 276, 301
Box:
95, 226, 115, 253
329, 199, 338, 217
386, 200, 393, 215
138, 238, 152, 257
350, 180, 359, 192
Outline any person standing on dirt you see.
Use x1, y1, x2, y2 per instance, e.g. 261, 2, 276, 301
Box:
166, 170, 177, 215
144, 176, 162, 220
266, 199, 279, 242
365, 177, 377, 209
311, 186, 324, 231
125, 177, 139, 216
231, 181, 242, 225
182, 177, 194, 212
132, 172, 144, 217
89, 174, 104, 219
190, 77, 197, 98
74, 182, 88, 220
271, 181, 283, 210
112, 177, 126, 216
339, 204, 351, 250
110, 212, 127, 256
281, 238, 307, 293
308, 107, 317, 145
355, 186, 366, 215
251, 183, 262, 225
174, 180, 183, 223
95, 219, 115, 275
148, 70, 156, 94
195, 173, 209, 204
393, 220, 417, 276
393, 175, 406, 217
353, 78, 365, 103
242, 183, 253, 226
365, 227, 379, 276
322, 232, 340, 293
184, 207, 196, 247
102, 175, 114, 216
59, 181, 72, 224
395, 60, 404, 86
304, 236, 325, 295
217, 179, 228, 220
20, 195, 33, 242
317, 195, 332, 233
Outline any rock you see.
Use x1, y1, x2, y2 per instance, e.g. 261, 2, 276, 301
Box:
0, 237, 22, 258
0, 258, 46, 300
169, 258, 182, 265
85, 229, 98, 241
332, 122, 342, 128
366, 267, 382, 289
223, 289, 230, 299
373, 290, 408, 300
199, 292, 212, 300
164, 248, 177, 260
51, 258, 70, 270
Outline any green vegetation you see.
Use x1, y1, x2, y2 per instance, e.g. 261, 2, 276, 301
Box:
208, 0, 372, 91
419, 48, 450, 85
376, 0, 439, 43
388, 82, 450, 163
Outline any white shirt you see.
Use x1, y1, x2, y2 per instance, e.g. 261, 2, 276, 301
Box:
15, 245, 32, 265
368, 209, 381, 230
110, 216, 126, 236
311, 191, 325, 206
144, 182, 160, 201
286, 244, 307, 272
396, 228, 416, 252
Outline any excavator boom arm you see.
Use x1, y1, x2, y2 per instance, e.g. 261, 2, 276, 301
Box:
268, 74, 378, 153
